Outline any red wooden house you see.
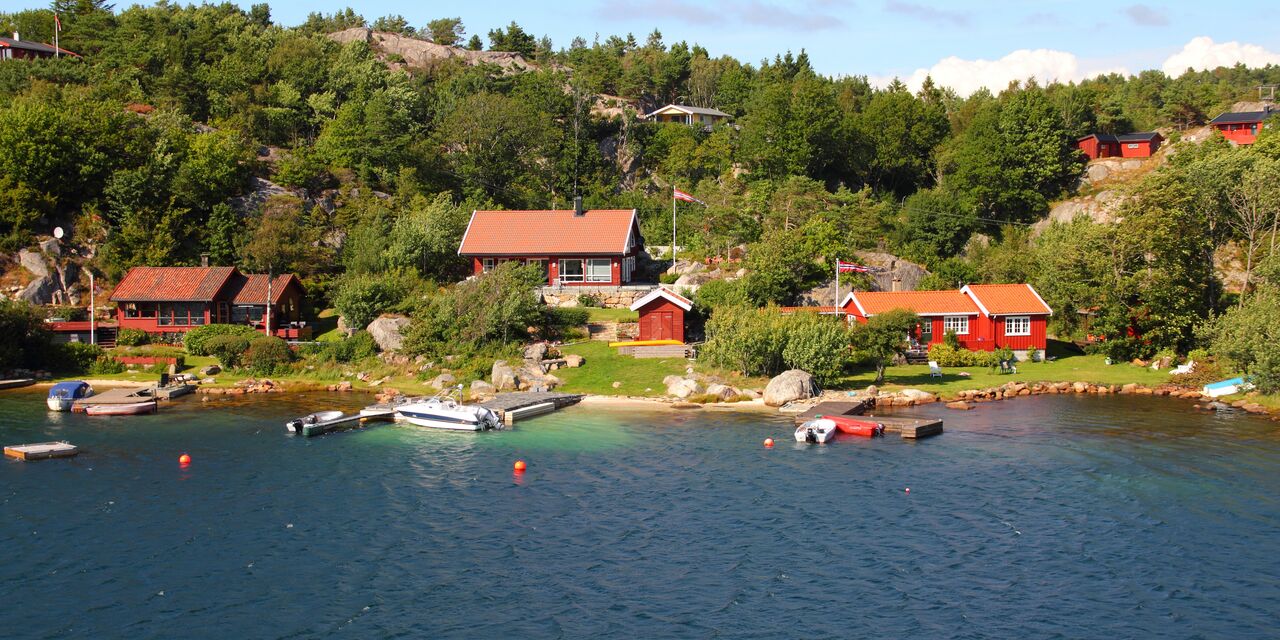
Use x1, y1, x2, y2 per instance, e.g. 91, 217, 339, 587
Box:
109, 266, 307, 342
842, 284, 1052, 355
1209, 107, 1276, 145
630, 287, 692, 343
0, 35, 79, 60
1077, 132, 1163, 160
458, 208, 643, 286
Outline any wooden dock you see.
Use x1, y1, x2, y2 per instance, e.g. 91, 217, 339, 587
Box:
479, 392, 584, 425
0, 379, 35, 390
72, 387, 156, 411
5, 441, 78, 461
796, 399, 943, 440
301, 410, 395, 437
155, 383, 195, 400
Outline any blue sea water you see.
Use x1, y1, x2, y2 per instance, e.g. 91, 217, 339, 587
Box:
1, 390, 1278, 639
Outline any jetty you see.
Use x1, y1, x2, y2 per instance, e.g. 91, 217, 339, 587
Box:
478, 392, 584, 426
5, 441, 79, 461
71, 387, 156, 412
0, 379, 36, 390
796, 399, 943, 440
300, 410, 396, 437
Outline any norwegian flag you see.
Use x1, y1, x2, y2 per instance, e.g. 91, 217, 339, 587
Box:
837, 260, 870, 273
673, 187, 704, 205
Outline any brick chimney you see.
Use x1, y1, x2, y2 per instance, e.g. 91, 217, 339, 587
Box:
573, 196, 584, 217
200, 253, 210, 267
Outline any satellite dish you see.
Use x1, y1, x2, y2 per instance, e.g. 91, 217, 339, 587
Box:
53, 227, 64, 239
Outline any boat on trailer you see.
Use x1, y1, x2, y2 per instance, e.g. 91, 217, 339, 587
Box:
285, 410, 346, 434
47, 381, 94, 411
83, 400, 158, 416
795, 418, 839, 444
396, 395, 501, 432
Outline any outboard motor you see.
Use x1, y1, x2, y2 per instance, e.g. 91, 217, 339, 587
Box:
805, 428, 817, 443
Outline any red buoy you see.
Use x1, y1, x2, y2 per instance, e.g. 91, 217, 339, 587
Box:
763, 438, 774, 448
179, 453, 191, 465
513, 460, 526, 472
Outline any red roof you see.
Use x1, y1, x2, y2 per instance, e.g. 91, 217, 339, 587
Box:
844, 290, 980, 317
458, 209, 640, 256
109, 267, 236, 302
228, 273, 301, 305
779, 306, 842, 314
963, 284, 1052, 315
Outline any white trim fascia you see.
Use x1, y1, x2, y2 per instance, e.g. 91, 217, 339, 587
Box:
1025, 283, 1054, 316
959, 284, 991, 317
457, 210, 478, 255
629, 287, 693, 312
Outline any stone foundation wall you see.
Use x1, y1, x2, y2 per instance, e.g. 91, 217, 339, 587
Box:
540, 285, 654, 308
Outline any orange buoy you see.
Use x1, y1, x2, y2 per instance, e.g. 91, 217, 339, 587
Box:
905, 487, 910, 493
513, 460, 526, 472
179, 453, 192, 465
763, 438, 774, 448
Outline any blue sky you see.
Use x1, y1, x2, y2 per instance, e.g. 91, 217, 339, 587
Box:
16, 1, 1280, 93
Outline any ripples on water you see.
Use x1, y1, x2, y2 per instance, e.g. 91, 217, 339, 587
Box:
1, 391, 1278, 638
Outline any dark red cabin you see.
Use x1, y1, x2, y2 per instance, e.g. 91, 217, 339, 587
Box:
109, 266, 307, 342
1078, 132, 1163, 160
1209, 108, 1276, 145
630, 287, 692, 343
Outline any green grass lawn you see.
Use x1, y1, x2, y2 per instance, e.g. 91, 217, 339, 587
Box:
834, 353, 1175, 397
584, 307, 639, 323
554, 341, 688, 396
313, 309, 343, 342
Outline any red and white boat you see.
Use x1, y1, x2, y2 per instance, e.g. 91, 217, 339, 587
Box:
84, 401, 158, 416
820, 415, 885, 437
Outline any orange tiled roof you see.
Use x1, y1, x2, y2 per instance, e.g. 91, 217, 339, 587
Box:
846, 290, 980, 316
779, 306, 842, 314
963, 284, 1052, 315
458, 209, 639, 256
228, 273, 301, 305
109, 267, 237, 302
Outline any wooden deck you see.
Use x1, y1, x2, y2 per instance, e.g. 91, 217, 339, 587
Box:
796, 399, 943, 439
5, 441, 78, 461
478, 392, 584, 424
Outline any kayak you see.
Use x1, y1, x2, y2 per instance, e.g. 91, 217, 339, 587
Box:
820, 415, 885, 437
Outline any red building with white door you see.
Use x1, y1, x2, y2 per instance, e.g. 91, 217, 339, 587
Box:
842, 284, 1052, 354
458, 208, 644, 286
630, 287, 692, 343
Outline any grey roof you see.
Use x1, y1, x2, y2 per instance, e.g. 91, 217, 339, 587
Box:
0, 37, 77, 56
1209, 108, 1276, 125
1079, 131, 1162, 144
646, 104, 732, 119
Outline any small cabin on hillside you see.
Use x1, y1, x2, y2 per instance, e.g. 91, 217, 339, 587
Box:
644, 104, 732, 128
1077, 132, 1163, 160
1209, 107, 1277, 145
109, 266, 307, 342
0, 35, 79, 60
841, 283, 1052, 356
630, 287, 692, 343
458, 207, 644, 286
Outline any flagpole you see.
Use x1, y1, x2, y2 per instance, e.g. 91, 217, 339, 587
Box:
835, 260, 840, 315
671, 186, 677, 267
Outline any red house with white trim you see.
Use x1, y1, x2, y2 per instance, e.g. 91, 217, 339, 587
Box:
109, 266, 307, 342
1209, 107, 1276, 145
1077, 132, 1163, 160
630, 287, 692, 343
842, 283, 1052, 355
458, 208, 644, 286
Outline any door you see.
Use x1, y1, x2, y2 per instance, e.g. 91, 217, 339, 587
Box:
658, 312, 673, 340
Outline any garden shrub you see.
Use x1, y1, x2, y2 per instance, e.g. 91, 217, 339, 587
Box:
205, 334, 251, 369
309, 330, 380, 363
702, 306, 851, 385
184, 324, 260, 355
927, 342, 1000, 367
576, 293, 602, 308
116, 328, 149, 346
243, 336, 293, 375
49, 342, 103, 373
781, 312, 851, 385
88, 354, 125, 375
541, 307, 589, 340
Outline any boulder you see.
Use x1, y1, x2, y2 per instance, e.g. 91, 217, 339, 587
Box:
491, 361, 518, 391
19, 277, 56, 305
611, 381, 622, 389
662, 375, 684, 387
523, 342, 549, 362
705, 383, 740, 401
18, 249, 50, 278
946, 401, 973, 410
470, 380, 496, 398
199, 365, 221, 376
666, 377, 703, 399
366, 315, 411, 352
1120, 383, 1138, 394
429, 373, 457, 390
763, 369, 819, 407
564, 354, 585, 368
38, 237, 61, 257
899, 388, 937, 403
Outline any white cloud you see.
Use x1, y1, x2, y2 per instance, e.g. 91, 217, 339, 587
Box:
1161, 36, 1280, 75
873, 49, 1125, 96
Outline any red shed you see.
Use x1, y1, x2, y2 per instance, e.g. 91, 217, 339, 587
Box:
630, 287, 692, 343
1078, 132, 1162, 160
1208, 108, 1276, 145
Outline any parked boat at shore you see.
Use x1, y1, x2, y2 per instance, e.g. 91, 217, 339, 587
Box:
84, 400, 157, 416
396, 397, 501, 431
795, 418, 838, 444
285, 410, 345, 434
47, 381, 94, 412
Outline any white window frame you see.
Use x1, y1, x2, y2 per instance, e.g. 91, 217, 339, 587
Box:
1005, 315, 1031, 337
481, 258, 494, 273
943, 315, 969, 335
558, 259, 584, 283
586, 258, 612, 283
919, 319, 932, 340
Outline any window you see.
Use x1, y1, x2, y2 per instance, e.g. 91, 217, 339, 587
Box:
482, 258, 495, 273
943, 315, 969, 335
1005, 316, 1031, 336
586, 259, 612, 283
1127, 143, 1139, 149
919, 320, 933, 340
558, 259, 584, 282
231, 305, 265, 324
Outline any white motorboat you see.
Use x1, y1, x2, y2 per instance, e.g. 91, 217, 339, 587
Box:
795, 418, 838, 444
396, 397, 502, 431
47, 381, 93, 411
285, 410, 346, 434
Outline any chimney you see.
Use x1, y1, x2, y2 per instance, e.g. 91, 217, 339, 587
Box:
891, 276, 902, 292
12, 32, 19, 41
573, 196, 584, 217
200, 253, 209, 267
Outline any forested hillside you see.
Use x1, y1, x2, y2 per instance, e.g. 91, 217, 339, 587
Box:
3, 1, 1280, 365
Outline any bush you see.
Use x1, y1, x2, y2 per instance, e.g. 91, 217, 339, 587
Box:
243, 336, 293, 375
88, 354, 125, 375
576, 293, 602, 308
927, 342, 1000, 367
780, 312, 851, 385
116, 328, 149, 346
206, 334, 251, 369
333, 273, 408, 331
49, 342, 103, 373
184, 324, 261, 355
307, 330, 380, 364
702, 306, 851, 384
659, 273, 679, 284
541, 307, 589, 340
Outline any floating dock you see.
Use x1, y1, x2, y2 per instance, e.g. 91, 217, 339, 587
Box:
478, 392, 584, 425
300, 410, 396, 437
5, 441, 79, 461
72, 387, 156, 412
155, 383, 195, 400
0, 379, 35, 390
795, 400, 943, 440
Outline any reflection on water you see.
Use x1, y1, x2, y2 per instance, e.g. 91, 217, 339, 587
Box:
1, 389, 1277, 638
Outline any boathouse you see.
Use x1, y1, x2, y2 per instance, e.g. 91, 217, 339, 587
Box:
1077, 132, 1163, 160
458, 207, 644, 286
644, 104, 732, 127
842, 283, 1052, 354
109, 266, 307, 341
1209, 107, 1276, 145
630, 287, 692, 343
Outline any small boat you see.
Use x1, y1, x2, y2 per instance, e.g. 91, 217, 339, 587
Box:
83, 400, 158, 416
47, 381, 94, 411
821, 415, 885, 437
396, 397, 502, 431
285, 410, 345, 434
795, 418, 838, 444
1203, 377, 1254, 398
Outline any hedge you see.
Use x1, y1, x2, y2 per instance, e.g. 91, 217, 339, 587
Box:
184, 324, 261, 355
